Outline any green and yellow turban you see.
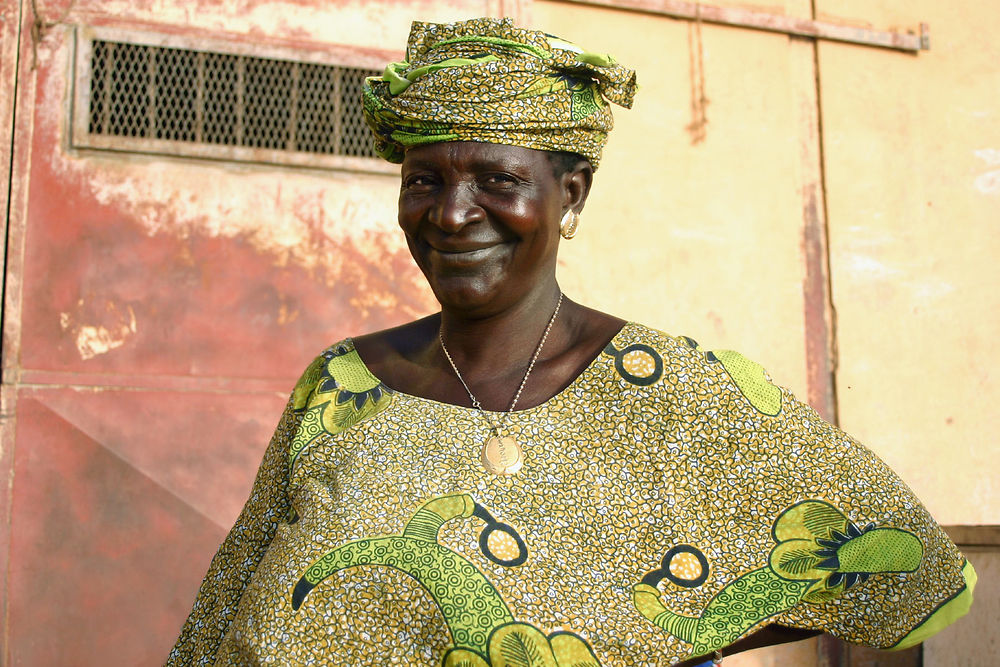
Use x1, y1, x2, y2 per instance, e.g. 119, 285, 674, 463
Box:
362, 17, 637, 169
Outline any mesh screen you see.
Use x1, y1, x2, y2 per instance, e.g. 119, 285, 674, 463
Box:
88, 40, 380, 158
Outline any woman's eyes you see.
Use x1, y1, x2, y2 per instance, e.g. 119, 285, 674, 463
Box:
481, 173, 520, 188
402, 175, 437, 190
402, 173, 523, 191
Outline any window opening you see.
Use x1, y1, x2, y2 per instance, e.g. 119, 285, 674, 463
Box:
75, 33, 388, 172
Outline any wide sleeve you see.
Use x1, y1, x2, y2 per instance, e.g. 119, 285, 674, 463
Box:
165, 356, 322, 665
767, 391, 976, 650
669, 336, 975, 655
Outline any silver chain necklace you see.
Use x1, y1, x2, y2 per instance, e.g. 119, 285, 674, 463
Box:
439, 292, 564, 475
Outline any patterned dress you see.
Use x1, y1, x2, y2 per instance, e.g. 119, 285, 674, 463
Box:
167, 323, 974, 666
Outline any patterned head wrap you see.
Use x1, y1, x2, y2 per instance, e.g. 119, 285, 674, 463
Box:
362, 17, 637, 169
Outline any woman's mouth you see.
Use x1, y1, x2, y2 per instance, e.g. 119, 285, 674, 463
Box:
428, 244, 504, 264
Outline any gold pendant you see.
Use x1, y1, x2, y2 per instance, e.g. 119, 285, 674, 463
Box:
481, 436, 524, 475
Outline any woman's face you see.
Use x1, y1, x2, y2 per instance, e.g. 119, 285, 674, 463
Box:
399, 141, 584, 315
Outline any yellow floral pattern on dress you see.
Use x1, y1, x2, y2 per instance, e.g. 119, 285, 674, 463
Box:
681, 336, 782, 416
632, 500, 926, 655
292, 493, 601, 666
288, 342, 393, 467
168, 323, 972, 666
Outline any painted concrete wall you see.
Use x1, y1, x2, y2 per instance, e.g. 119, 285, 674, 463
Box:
1, 0, 995, 664
815, 0, 999, 528
813, 4, 1000, 660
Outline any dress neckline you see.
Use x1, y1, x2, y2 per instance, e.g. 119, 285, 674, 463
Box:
347, 321, 636, 415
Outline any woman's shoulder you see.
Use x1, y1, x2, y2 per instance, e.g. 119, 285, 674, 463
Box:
606, 321, 718, 372
290, 316, 444, 407
351, 317, 444, 394
605, 321, 790, 417
288, 338, 383, 412
352, 316, 440, 362
610, 321, 695, 351
613, 321, 730, 359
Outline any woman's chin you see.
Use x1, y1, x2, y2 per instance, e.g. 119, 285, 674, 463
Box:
431, 286, 495, 313
427, 276, 508, 315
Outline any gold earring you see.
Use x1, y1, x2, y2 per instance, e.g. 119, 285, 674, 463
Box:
560, 210, 580, 239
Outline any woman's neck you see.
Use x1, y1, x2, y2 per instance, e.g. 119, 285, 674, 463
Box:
437, 285, 565, 371
352, 290, 626, 411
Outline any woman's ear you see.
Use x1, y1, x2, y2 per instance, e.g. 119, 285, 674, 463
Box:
563, 160, 594, 213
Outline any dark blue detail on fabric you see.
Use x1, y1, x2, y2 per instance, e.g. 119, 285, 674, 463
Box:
472, 503, 528, 567
603, 342, 664, 386
641, 544, 710, 588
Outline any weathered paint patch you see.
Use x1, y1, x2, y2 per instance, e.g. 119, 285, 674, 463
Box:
60, 301, 137, 360
21, 25, 437, 379
844, 253, 901, 280
973, 149, 1000, 195
79, 0, 494, 51
82, 161, 403, 278
973, 170, 1000, 196
910, 280, 955, 301
974, 148, 1000, 166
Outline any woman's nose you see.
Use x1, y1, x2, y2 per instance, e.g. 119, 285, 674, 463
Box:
430, 183, 484, 231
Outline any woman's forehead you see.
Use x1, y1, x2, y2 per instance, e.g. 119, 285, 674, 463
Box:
401, 141, 551, 171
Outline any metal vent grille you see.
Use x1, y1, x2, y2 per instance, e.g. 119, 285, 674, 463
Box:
79, 37, 385, 167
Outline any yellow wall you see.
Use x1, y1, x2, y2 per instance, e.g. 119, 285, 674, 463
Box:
816, 0, 1000, 527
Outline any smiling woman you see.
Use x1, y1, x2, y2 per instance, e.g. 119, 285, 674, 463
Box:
167, 17, 974, 667
397, 143, 576, 317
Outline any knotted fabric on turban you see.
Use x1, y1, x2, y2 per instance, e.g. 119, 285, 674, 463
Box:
362, 17, 637, 169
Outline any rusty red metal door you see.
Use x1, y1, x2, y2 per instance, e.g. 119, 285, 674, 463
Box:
0, 2, 433, 662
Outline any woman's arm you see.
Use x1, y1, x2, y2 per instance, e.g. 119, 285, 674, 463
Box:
166, 396, 300, 664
